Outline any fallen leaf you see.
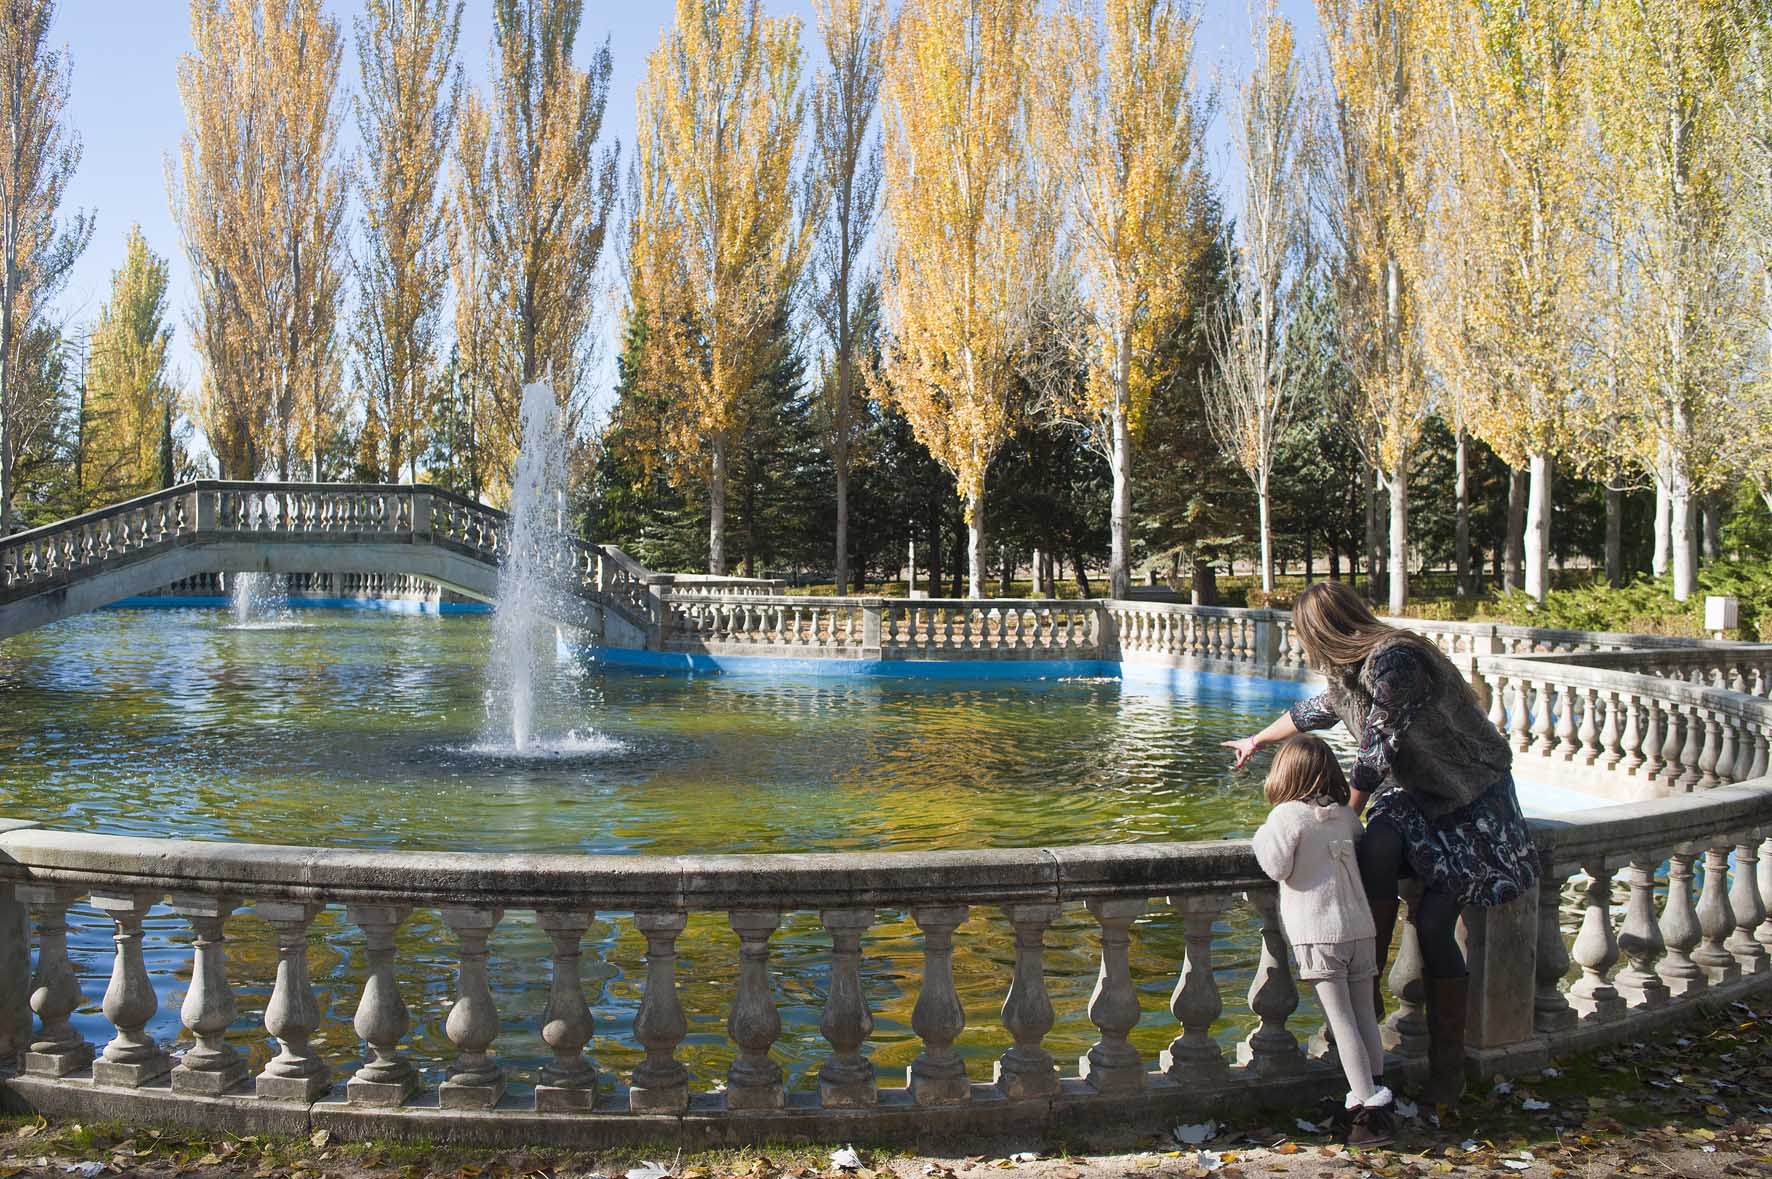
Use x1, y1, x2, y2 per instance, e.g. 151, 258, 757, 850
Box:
1174, 1123, 1217, 1146
830, 1149, 864, 1172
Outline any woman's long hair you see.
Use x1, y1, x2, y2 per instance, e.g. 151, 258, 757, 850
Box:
1291, 580, 1428, 675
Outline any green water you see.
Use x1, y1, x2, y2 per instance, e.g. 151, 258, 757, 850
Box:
0, 607, 1319, 1096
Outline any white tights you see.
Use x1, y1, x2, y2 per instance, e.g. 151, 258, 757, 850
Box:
1314, 974, 1386, 1104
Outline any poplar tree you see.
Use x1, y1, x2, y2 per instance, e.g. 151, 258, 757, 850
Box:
354, 0, 461, 483
449, 0, 618, 499
1589, 0, 1745, 601
1424, 1, 1592, 606
806, 0, 883, 594
83, 225, 174, 503
1034, 0, 1211, 601
1315, 0, 1432, 611
0, 0, 88, 532
629, 0, 808, 574
173, 0, 348, 482
1206, 2, 1313, 595
878, 0, 1056, 598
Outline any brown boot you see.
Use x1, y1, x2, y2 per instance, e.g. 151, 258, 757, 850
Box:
1369, 897, 1400, 1022
1422, 974, 1470, 1109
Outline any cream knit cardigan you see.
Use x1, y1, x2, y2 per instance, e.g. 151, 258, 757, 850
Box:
1251, 799, 1377, 946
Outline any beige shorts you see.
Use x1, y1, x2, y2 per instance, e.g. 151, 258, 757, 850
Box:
1294, 938, 1379, 984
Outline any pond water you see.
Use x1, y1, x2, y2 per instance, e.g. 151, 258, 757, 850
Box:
0, 606, 1574, 1098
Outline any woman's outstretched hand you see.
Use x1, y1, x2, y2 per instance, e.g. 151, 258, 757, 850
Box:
1222, 735, 1260, 770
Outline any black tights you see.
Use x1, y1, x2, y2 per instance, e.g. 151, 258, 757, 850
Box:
1357, 816, 1467, 980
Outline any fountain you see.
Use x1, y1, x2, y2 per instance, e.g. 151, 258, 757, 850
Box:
228, 569, 285, 626
489, 377, 570, 753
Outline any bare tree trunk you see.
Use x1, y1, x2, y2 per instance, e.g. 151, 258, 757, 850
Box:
1258, 484, 1275, 593
1031, 547, 1043, 596
1109, 392, 1132, 600
926, 499, 942, 598
1387, 472, 1408, 614
709, 433, 728, 574
1652, 476, 1671, 577
1505, 467, 1526, 591
999, 546, 1012, 596
1702, 496, 1721, 562
834, 455, 850, 595
1454, 429, 1471, 596
965, 488, 985, 599
1604, 485, 1624, 588
1524, 451, 1552, 605
1363, 459, 1381, 601
1671, 480, 1696, 602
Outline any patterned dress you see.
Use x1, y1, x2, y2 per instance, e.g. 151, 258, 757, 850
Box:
1288, 643, 1538, 908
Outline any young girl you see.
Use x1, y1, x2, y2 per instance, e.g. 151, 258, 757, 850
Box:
1253, 735, 1395, 1147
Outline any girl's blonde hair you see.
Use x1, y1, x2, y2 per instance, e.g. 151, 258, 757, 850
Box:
1265, 734, 1350, 807
1291, 579, 1428, 674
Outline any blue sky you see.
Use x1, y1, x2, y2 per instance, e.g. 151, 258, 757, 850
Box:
58, 0, 1324, 426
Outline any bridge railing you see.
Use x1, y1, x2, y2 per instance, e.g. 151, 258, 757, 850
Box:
0, 486, 196, 599
662, 595, 1106, 660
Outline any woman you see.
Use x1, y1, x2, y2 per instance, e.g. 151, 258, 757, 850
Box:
1223, 580, 1535, 1109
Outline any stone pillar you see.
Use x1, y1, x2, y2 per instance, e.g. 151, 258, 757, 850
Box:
1081, 896, 1148, 1093
90, 891, 172, 1088
908, 905, 970, 1105
1614, 861, 1670, 1009
817, 907, 876, 1108
1383, 883, 1429, 1059
1695, 846, 1741, 985
629, 910, 689, 1113
1461, 887, 1537, 1050
1533, 872, 1578, 1033
726, 909, 785, 1110
440, 907, 505, 1109
535, 911, 598, 1112
1162, 895, 1232, 1085
1569, 861, 1625, 1021
1758, 834, 1772, 952
1726, 839, 1769, 974
255, 901, 330, 1101
995, 903, 1059, 1099
346, 904, 419, 1106
1237, 889, 1302, 1076
170, 894, 247, 1095
860, 599, 883, 660
1657, 851, 1709, 997
18, 884, 92, 1077
1251, 612, 1281, 678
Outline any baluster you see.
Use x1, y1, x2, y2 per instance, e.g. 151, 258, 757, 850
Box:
1080, 896, 1148, 1093
1554, 683, 1580, 759
534, 911, 599, 1110
1487, 672, 1508, 733
1577, 687, 1601, 763
995, 902, 1059, 1099
1509, 677, 1532, 752
1161, 894, 1231, 1085
170, 894, 247, 1094
1531, 679, 1557, 756
1614, 861, 1669, 1009
1643, 699, 1666, 781
346, 904, 418, 1105
1695, 846, 1740, 984
818, 907, 877, 1107
1597, 690, 1622, 768
253, 901, 329, 1100
1657, 851, 1708, 997
1698, 711, 1722, 787
1663, 702, 1688, 788
1717, 716, 1739, 784
1534, 873, 1578, 1032
1569, 861, 1624, 1020
629, 910, 689, 1112
1383, 882, 1429, 1060
1727, 838, 1769, 975
1761, 834, 1772, 951
90, 891, 171, 1088
908, 905, 970, 1105
440, 907, 505, 1108
1749, 731, 1770, 781
1620, 694, 1645, 775
19, 885, 92, 1077
1678, 706, 1705, 790
1237, 888, 1301, 1076
726, 909, 785, 1110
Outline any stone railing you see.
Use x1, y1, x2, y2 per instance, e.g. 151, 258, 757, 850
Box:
664, 595, 1105, 661
3, 777, 1770, 1146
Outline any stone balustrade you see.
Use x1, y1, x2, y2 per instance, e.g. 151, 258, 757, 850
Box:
3, 776, 1770, 1146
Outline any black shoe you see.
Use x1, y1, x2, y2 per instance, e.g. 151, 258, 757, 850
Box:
1347, 1103, 1396, 1148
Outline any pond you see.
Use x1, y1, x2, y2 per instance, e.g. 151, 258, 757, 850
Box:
0, 606, 1568, 1098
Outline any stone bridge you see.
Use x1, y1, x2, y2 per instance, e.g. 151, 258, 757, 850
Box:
0, 482, 777, 646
